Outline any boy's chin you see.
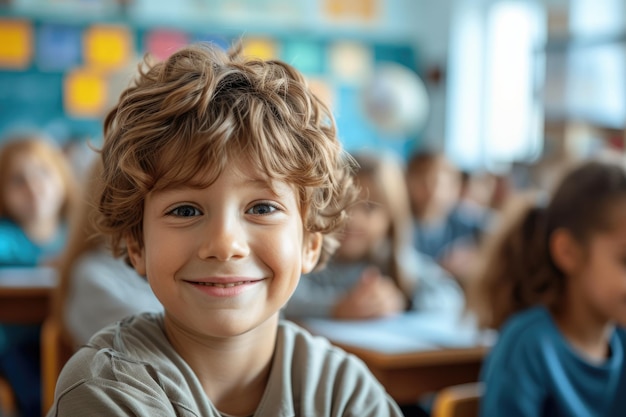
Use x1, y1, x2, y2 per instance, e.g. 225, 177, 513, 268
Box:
198, 311, 281, 338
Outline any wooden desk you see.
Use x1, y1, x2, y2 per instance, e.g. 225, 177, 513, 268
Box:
0, 267, 56, 324
299, 311, 493, 404
335, 342, 487, 404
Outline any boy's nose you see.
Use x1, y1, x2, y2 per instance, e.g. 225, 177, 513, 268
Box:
197, 215, 250, 261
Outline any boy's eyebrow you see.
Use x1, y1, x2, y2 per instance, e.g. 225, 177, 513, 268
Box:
242, 178, 270, 186
154, 177, 288, 197
242, 178, 286, 197
246, 177, 303, 200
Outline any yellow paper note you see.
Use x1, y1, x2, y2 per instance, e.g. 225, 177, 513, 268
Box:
64, 69, 108, 118
84, 25, 132, 72
0, 19, 33, 69
242, 38, 277, 60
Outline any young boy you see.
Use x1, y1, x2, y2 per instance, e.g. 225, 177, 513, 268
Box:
47, 44, 403, 416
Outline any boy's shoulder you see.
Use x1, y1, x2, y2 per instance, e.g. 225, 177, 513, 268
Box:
81, 315, 359, 367
54, 317, 401, 416
276, 319, 370, 379
88, 311, 166, 346
52, 312, 211, 415
61, 312, 177, 379
267, 320, 402, 416
277, 319, 352, 359
58, 312, 188, 387
67, 315, 365, 381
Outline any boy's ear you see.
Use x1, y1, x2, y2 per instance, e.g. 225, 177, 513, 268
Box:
126, 235, 147, 276
550, 228, 584, 275
301, 232, 323, 274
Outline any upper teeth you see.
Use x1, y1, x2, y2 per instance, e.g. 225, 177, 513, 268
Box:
197, 282, 246, 288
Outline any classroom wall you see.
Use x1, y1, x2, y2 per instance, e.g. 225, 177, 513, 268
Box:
0, 0, 429, 159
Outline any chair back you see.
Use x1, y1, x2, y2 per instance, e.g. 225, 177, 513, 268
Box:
41, 317, 75, 415
0, 376, 16, 417
432, 382, 484, 417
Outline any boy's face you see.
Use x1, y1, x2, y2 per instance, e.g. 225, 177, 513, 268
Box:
127, 158, 322, 339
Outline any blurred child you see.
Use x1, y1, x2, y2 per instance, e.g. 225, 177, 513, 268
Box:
0, 135, 76, 266
469, 160, 626, 416
48, 44, 403, 416
0, 134, 77, 417
284, 153, 463, 320
54, 158, 162, 346
405, 151, 491, 283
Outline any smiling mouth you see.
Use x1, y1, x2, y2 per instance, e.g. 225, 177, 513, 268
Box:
194, 281, 249, 288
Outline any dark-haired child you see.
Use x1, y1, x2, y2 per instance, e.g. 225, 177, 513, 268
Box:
470, 160, 626, 416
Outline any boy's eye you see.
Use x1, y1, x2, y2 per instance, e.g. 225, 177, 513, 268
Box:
169, 205, 201, 217
247, 203, 278, 215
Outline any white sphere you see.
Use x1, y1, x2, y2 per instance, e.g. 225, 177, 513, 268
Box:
362, 63, 430, 135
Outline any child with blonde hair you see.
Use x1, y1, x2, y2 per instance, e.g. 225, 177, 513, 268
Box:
0, 135, 76, 266
285, 152, 463, 320
48, 44, 403, 416
0, 134, 77, 417
469, 160, 626, 416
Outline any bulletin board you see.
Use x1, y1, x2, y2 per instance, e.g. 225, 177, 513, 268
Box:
0, 0, 421, 156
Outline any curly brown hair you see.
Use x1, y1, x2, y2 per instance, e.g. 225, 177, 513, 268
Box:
97, 43, 357, 270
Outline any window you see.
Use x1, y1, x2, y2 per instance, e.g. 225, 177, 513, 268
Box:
446, 0, 545, 172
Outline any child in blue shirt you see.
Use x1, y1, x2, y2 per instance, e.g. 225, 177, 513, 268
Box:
469, 160, 626, 417
405, 151, 491, 285
0, 135, 77, 417
0, 136, 76, 267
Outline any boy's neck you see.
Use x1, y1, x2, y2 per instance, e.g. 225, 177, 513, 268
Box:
164, 313, 279, 416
